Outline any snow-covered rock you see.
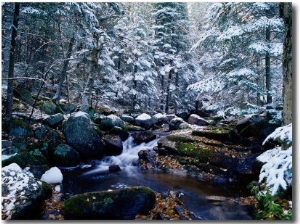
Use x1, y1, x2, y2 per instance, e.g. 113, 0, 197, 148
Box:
121, 114, 135, 124
40, 167, 63, 184
135, 113, 153, 129
169, 117, 185, 130
152, 113, 169, 125
101, 114, 125, 129
2, 163, 52, 220
187, 114, 209, 126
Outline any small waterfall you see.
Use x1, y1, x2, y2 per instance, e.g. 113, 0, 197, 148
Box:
81, 136, 158, 176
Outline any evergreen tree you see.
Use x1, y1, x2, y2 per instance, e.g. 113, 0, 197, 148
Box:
152, 2, 195, 113
112, 14, 158, 114
189, 3, 284, 109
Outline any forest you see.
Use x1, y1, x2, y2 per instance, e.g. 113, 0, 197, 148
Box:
1, 2, 292, 221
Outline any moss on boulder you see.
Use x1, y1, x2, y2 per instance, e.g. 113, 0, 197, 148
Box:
52, 144, 81, 166
64, 186, 156, 220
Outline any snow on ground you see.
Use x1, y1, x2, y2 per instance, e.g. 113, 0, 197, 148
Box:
40, 167, 63, 184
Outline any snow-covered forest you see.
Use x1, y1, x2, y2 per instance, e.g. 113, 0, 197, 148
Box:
1, 2, 293, 221
2, 2, 288, 115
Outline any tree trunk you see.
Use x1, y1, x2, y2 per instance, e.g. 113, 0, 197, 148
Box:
81, 74, 94, 113
53, 36, 75, 102
265, 26, 272, 104
5, 3, 20, 120
174, 72, 179, 114
81, 49, 97, 113
131, 79, 137, 115
280, 3, 292, 125
160, 75, 165, 112
256, 56, 261, 106
165, 71, 172, 114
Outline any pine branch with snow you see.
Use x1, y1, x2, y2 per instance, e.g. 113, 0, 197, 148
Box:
257, 123, 292, 196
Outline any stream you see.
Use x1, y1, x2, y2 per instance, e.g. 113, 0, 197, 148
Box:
61, 135, 253, 220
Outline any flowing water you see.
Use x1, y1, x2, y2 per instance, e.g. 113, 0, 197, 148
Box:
62, 135, 253, 220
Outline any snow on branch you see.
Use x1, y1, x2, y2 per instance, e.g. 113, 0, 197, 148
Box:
257, 123, 293, 196
262, 123, 292, 146
190, 29, 219, 52
187, 77, 224, 93
257, 146, 292, 196
217, 25, 244, 41
224, 68, 257, 82
249, 41, 283, 56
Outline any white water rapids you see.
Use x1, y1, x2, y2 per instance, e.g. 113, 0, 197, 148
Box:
62, 134, 253, 220
81, 136, 158, 176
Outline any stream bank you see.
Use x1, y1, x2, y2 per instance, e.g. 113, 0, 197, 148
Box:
2, 100, 282, 220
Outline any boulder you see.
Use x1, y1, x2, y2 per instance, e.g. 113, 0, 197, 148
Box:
152, 113, 169, 125
33, 124, 47, 139
59, 103, 77, 114
121, 114, 135, 124
2, 151, 50, 174
109, 164, 121, 173
135, 113, 153, 129
103, 134, 123, 156
176, 111, 189, 120
169, 117, 184, 130
138, 149, 158, 169
62, 111, 104, 159
187, 114, 209, 126
44, 127, 65, 150
100, 114, 125, 130
41, 100, 58, 115
64, 186, 156, 220
52, 144, 81, 167
192, 127, 240, 143
131, 131, 156, 143
8, 118, 33, 137
236, 114, 280, 141
2, 163, 52, 220
156, 136, 179, 155
42, 113, 64, 127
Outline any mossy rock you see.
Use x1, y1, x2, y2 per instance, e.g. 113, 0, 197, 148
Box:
62, 112, 104, 159
2, 151, 50, 170
9, 118, 33, 137
58, 103, 77, 114
41, 100, 58, 115
167, 134, 194, 143
123, 124, 145, 132
64, 186, 156, 220
176, 142, 212, 163
192, 127, 239, 143
14, 87, 35, 106
52, 144, 81, 166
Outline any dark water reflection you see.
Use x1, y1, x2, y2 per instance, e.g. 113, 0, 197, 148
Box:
62, 168, 253, 220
